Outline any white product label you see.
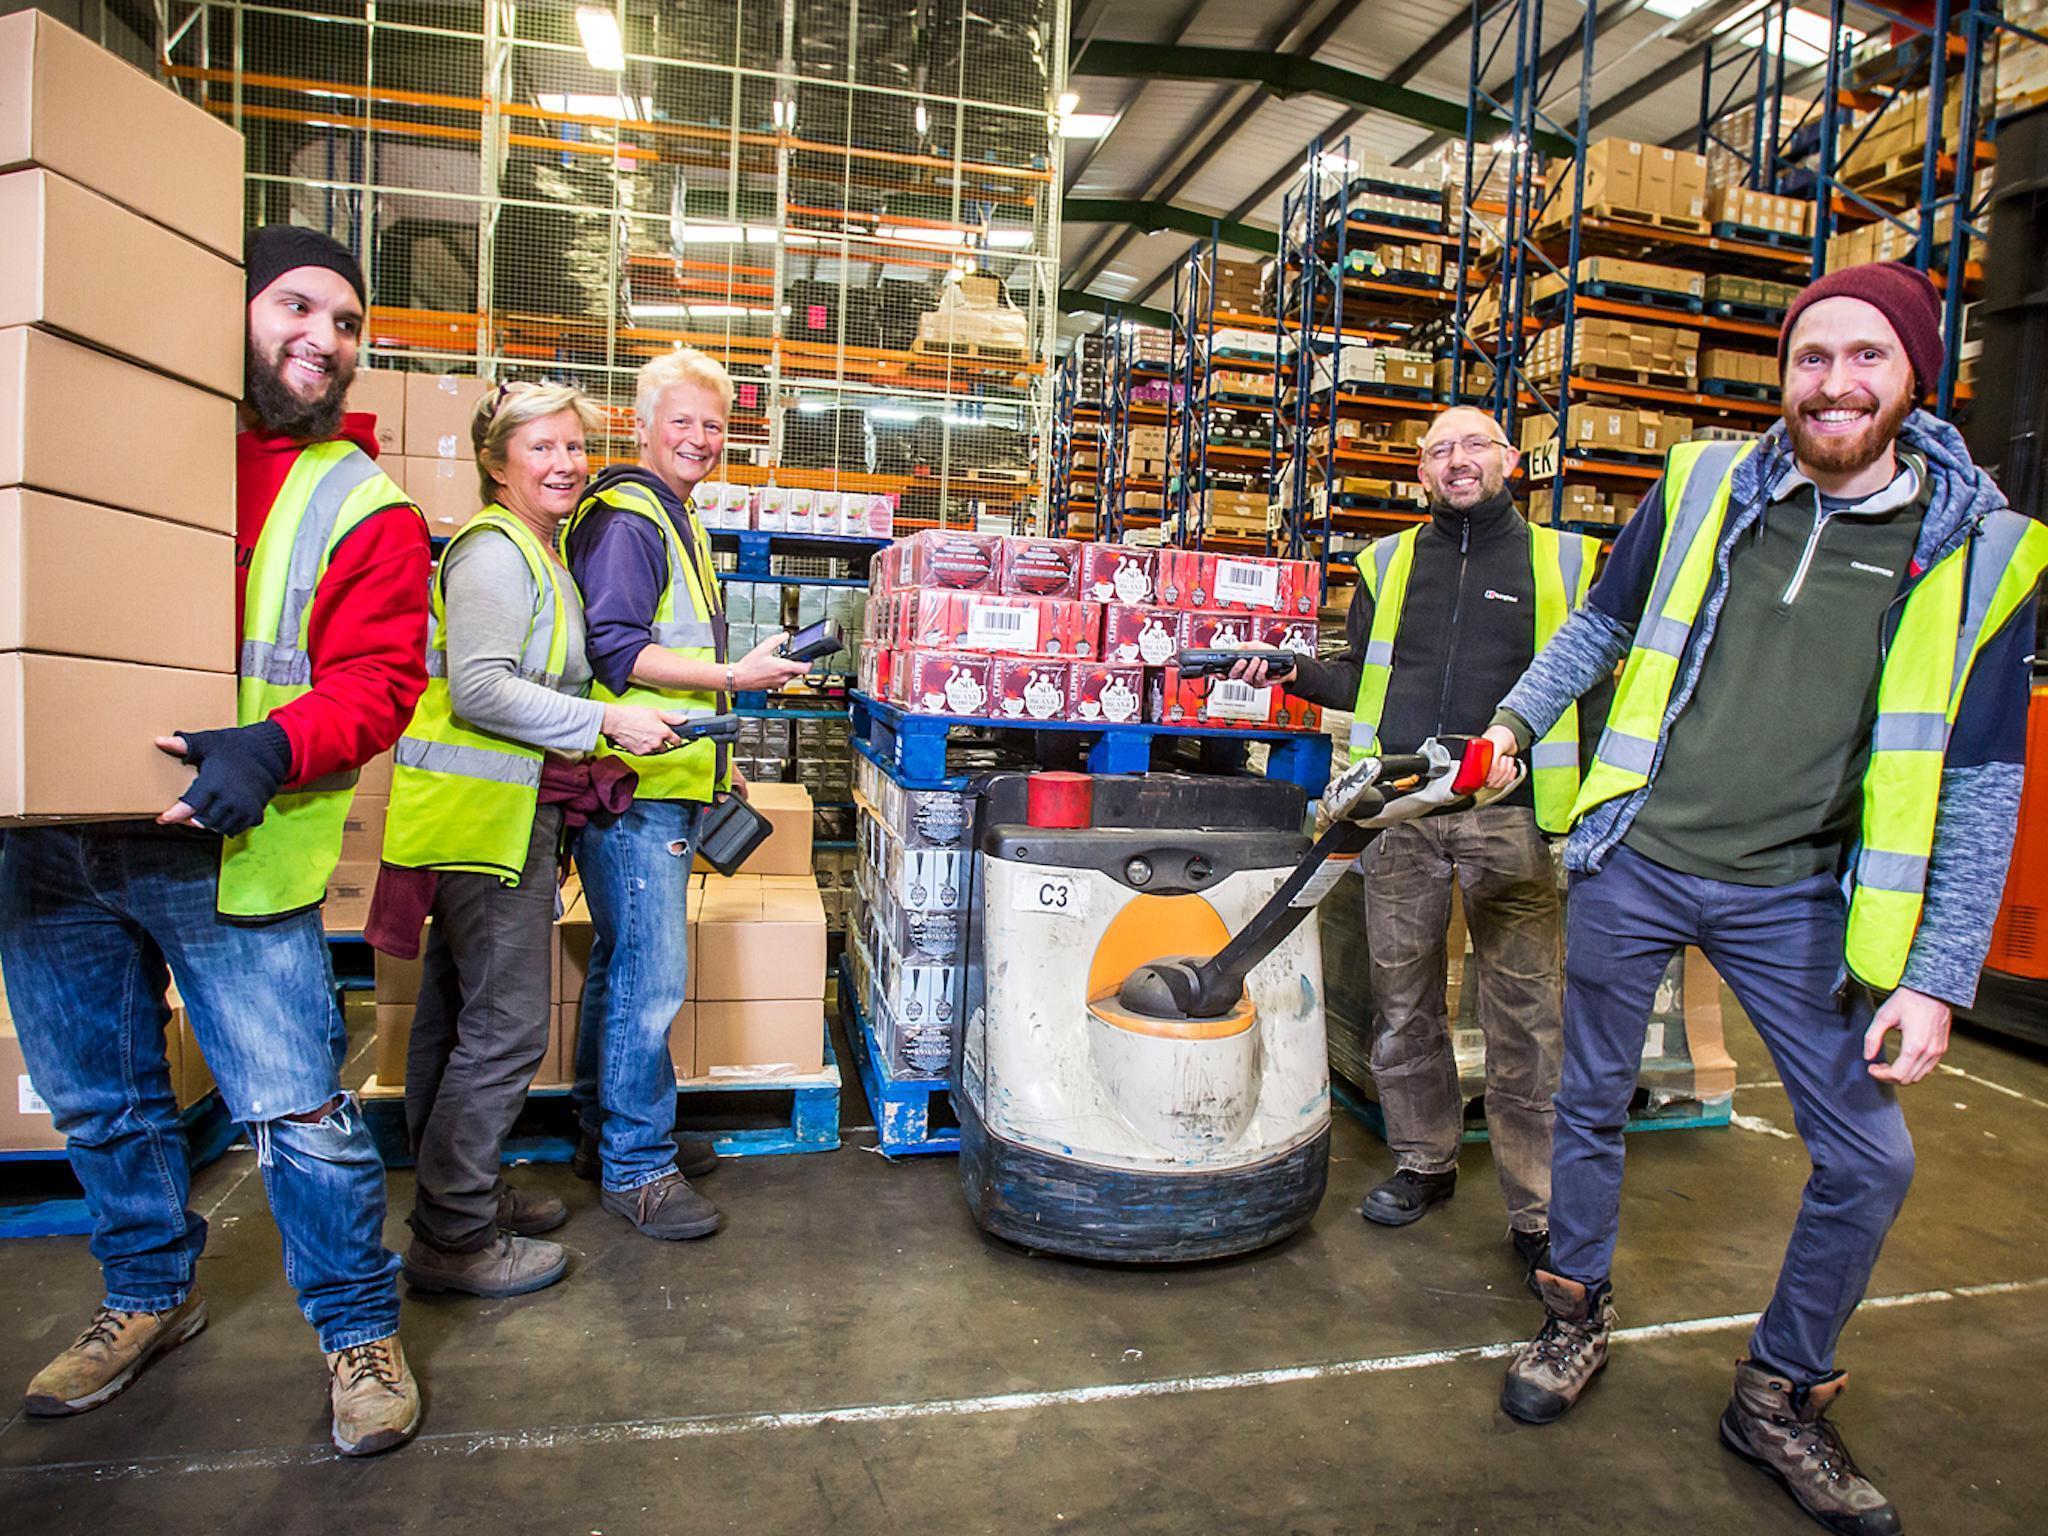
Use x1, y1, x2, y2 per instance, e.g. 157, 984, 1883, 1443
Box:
1207, 678, 1270, 721
1112, 559, 1151, 604
1642, 1022, 1667, 1062
1013, 873, 1090, 918
1021, 670, 1063, 719
1213, 559, 1280, 609
1290, 852, 1361, 908
965, 604, 1040, 651
1098, 675, 1141, 723
942, 667, 988, 716
1136, 619, 1177, 665
18, 1075, 51, 1116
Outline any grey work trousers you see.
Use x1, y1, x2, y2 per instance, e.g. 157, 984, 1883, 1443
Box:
405, 804, 563, 1253
1362, 803, 1563, 1232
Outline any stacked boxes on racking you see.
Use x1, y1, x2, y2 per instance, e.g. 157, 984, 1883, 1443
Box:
1535, 137, 1710, 227
0, 10, 245, 822
858, 530, 1325, 732
689, 479, 897, 539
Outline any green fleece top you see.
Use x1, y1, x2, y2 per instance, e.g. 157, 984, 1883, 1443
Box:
1621, 452, 1930, 886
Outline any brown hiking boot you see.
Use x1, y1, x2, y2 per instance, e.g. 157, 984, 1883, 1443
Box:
326, 1334, 421, 1457
599, 1169, 722, 1240
1500, 1270, 1616, 1424
22, 1292, 208, 1417
495, 1182, 568, 1236
1720, 1360, 1902, 1535
403, 1233, 568, 1297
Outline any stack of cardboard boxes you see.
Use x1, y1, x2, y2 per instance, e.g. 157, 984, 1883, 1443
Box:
1537, 138, 1710, 227
1824, 188, 1988, 272
1707, 185, 1815, 239
1704, 98, 1814, 190
1839, 86, 1969, 186
1530, 255, 1705, 309
1704, 273, 1801, 316
0, 12, 246, 823
1699, 348, 1779, 393
1208, 258, 1271, 317
1524, 317, 1699, 386
1519, 403, 1693, 460
1345, 240, 1446, 286
1435, 357, 1496, 401
349, 371, 491, 539
1309, 345, 1433, 395
370, 783, 827, 1090
1196, 487, 1277, 536
1528, 483, 1637, 526
1997, 1, 2048, 115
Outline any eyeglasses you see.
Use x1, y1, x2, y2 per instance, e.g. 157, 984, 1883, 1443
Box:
1420, 434, 1511, 463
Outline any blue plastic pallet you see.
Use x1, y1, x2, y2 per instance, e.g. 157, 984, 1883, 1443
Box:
1535, 282, 1705, 317
836, 954, 958, 1158
1700, 378, 1780, 401
359, 1036, 842, 1167
1, 1093, 241, 1240
709, 528, 889, 583
1330, 1071, 1730, 1145
1710, 221, 1811, 253
850, 691, 1333, 797
1704, 298, 1790, 326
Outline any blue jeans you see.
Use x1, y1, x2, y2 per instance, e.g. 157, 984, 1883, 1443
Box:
570, 798, 700, 1191
1552, 844, 1913, 1385
0, 825, 401, 1352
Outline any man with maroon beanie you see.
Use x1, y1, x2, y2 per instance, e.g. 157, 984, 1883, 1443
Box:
0, 227, 432, 1455
1479, 262, 2046, 1534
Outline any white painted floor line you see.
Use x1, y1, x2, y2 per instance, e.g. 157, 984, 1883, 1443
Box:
1733, 1080, 1783, 1091
195, 1152, 259, 1222
15, 1274, 2048, 1484
1938, 1064, 2048, 1111
1729, 1112, 1795, 1140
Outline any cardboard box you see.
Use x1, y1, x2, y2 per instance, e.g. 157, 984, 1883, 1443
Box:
0, 169, 242, 397
322, 860, 378, 933
1068, 662, 1145, 725
0, 325, 235, 534
372, 1003, 411, 1089
1102, 604, 1183, 667
358, 748, 395, 797
892, 529, 1003, 591
899, 649, 994, 716
0, 1015, 65, 1150
693, 874, 826, 1002
730, 781, 814, 877
339, 795, 386, 866
1, 652, 235, 822
0, 488, 233, 671
693, 1000, 824, 1078
403, 372, 488, 460
991, 655, 1072, 721
393, 455, 476, 538
346, 369, 407, 456
998, 536, 1084, 599
172, 1014, 215, 1109
0, 9, 245, 260
665, 1001, 695, 1077
375, 945, 422, 1007
1078, 545, 1156, 605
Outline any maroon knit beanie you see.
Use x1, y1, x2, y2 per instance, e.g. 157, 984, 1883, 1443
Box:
1777, 261, 1944, 400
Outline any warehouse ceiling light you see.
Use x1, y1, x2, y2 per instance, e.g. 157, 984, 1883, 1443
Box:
575, 6, 625, 73
1717, 2, 1856, 68
1640, 0, 1711, 17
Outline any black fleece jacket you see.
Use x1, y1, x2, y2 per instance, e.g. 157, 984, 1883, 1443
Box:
1290, 488, 1611, 813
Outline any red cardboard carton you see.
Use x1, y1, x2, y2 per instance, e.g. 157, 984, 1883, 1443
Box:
902, 650, 993, 716
1079, 545, 1156, 605
1069, 663, 1146, 725
1148, 666, 1323, 730
999, 536, 1084, 599
1155, 547, 1207, 607
1260, 615, 1319, 656
893, 529, 1001, 592
991, 656, 1072, 721
1177, 611, 1260, 652
1103, 604, 1183, 667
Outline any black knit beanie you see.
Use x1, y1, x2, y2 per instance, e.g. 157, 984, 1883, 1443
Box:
244, 223, 367, 308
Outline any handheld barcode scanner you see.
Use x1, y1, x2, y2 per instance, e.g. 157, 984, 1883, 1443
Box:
956, 737, 1517, 1264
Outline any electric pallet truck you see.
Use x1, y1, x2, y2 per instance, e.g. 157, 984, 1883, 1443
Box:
955, 679, 1519, 1264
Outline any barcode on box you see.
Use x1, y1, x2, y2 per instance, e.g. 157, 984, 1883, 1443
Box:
965, 605, 1040, 651
19, 1075, 51, 1116
1214, 559, 1279, 609
1208, 679, 1270, 721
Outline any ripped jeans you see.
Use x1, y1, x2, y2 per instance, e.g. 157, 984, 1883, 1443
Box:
0, 825, 401, 1353
569, 798, 701, 1192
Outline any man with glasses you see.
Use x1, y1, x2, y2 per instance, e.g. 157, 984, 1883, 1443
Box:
1233, 405, 1602, 1289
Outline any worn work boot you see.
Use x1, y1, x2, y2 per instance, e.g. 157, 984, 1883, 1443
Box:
22, 1292, 209, 1417
326, 1334, 421, 1457
1500, 1270, 1616, 1424
1360, 1167, 1457, 1227
1719, 1360, 1903, 1535
572, 1127, 719, 1183
1511, 1228, 1553, 1297
496, 1182, 569, 1236
600, 1170, 723, 1240
403, 1233, 568, 1298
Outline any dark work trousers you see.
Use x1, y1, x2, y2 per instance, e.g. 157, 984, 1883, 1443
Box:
1551, 843, 1914, 1385
405, 804, 563, 1253
1363, 804, 1563, 1232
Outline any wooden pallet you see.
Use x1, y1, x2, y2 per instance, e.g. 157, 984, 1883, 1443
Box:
1541, 202, 1713, 235
910, 337, 1031, 365
1534, 361, 1699, 393
1841, 154, 1936, 202
920, 465, 1032, 487
1710, 220, 1812, 252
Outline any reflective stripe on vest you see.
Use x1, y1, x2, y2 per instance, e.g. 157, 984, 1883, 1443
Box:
217, 443, 420, 919
1568, 439, 1755, 823
561, 479, 726, 802
1843, 506, 2048, 988
1347, 519, 1598, 832
381, 509, 571, 882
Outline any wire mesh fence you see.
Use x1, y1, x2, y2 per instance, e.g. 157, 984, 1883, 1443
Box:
162, 0, 1064, 530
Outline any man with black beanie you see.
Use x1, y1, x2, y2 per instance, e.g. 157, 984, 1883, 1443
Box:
0, 224, 432, 1455
1484, 262, 2047, 1534
1231, 405, 1604, 1286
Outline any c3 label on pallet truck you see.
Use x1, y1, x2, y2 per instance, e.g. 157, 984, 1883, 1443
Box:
1013, 872, 1090, 918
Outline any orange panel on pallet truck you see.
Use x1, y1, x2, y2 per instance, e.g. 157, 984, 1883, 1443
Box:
1987, 685, 2048, 979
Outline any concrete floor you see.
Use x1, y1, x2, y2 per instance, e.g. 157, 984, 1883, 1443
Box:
3, 986, 2047, 1536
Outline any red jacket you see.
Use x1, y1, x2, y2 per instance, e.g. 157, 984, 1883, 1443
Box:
236, 413, 432, 788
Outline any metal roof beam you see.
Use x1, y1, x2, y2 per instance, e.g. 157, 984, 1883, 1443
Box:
1064, 197, 1279, 254
1056, 288, 1177, 331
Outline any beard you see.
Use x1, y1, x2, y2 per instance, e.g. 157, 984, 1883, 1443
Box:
1783, 387, 1914, 476
244, 338, 353, 439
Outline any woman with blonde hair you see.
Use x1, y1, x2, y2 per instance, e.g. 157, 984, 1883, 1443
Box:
372, 380, 691, 1297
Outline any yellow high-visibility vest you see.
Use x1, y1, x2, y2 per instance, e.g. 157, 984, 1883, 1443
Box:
1575, 437, 2048, 989
559, 476, 727, 802
218, 441, 419, 918
381, 508, 573, 882
1352, 520, 1598, 832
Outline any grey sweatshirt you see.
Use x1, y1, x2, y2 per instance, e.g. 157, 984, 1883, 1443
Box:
440, 527, 606, 758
